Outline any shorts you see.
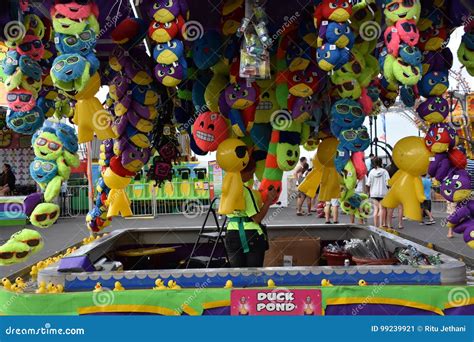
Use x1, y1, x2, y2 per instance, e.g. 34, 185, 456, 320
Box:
422, 200, 432, 211
371, 197, 383, 202
298, 191, 308, 198
326, 199, 339, 207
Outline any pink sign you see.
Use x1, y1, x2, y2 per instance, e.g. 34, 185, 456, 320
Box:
230, 289, 322, 316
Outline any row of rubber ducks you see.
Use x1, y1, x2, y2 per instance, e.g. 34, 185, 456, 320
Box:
321, 279, 368, 286
30, 247, 78, 278
82, 233, 108, 246
35, 281, 64, 294
2, 277, 28, 293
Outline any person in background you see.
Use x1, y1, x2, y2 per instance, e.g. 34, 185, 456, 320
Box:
365, 153, 375, 171
296, 164, 312, 216
225, 158, 277, 267
421, 174, 436, 225
366, 157, 390, 228
0, 164, 15, 196
294, 157, 307, 182
324, 198, 339, 224
351, 175, 367, 224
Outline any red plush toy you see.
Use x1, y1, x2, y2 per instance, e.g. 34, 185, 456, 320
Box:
192, 111, 229, 152
314, 0, 352, 27
148, 16, 185, 43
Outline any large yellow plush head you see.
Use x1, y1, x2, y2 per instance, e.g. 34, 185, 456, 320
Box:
393, 136, 432, 176
216, 138, 249, 172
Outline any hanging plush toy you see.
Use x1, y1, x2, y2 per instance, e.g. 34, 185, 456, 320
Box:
424, 123, 458, 154
192, 111, 229, 152
416, 96, 449, 123
381, 137, 432, 221
217, 138, 249, 215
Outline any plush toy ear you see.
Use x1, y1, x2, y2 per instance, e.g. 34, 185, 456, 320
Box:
4, 68, 23, 91
74, 61, 91, 92
384, 26, 400, 57
63, 150, 80, 168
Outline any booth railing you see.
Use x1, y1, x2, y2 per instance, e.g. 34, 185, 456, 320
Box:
59, 181, 211, 218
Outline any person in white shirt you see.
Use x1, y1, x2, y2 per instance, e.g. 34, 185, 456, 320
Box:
366, 157, 390, 228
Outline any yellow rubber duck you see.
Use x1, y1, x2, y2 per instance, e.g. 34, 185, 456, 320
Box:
11, 284, 23, 293
358, 279, 368, 286
49, 284, 58, 293
93, 282, 103, 292
321, 279, 333, 287
46, 282, 55, 292
2, 278, 12, 291
30, 265, 38, 278
36, 281, 47, 294
153, 279, 167, 290
56, 284, 64, 293
167, 280, 181, 289
267, 279, 276, 288
15, 277, 26, 289
224, 280, 233, 289
113, 281, 125, 291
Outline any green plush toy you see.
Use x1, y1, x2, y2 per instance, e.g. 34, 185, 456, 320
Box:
331, 72, 362, 100
0, 240, 31, 265
458, 43, 474, 69
63, 150, 80, 168
10, 229, 44, 254
384, 0, 421, 26
33, 131, 64, 160
30, 203, 60, 229
383, 54, 397, 84
44, 176, 63, 203
274, 121, 301, 171
392, 58, 422, 86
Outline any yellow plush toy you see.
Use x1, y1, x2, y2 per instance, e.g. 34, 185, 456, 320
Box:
298, 137, 340, 201
74, 73, 116, 143
103, 166, 133, 218
216, 138, 249, 215
381, 136, 432, 221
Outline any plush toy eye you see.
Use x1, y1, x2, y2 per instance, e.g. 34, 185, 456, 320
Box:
441, 76, 447, 82
455, 181, 463, 189
208, 124, 215, 130
138, 86, 146, 93
428, 79, 436, 86
435, 134, 442, 141
329, 3, 337, 9
153, 3, 161, 9
306, 76, 313, 84
157, 44, 164, 50
444, 189, 452, 196
335, 28, 342, 35
316, 52, 320, 58
292, 75, 301, 82
325, 52, 330, 58
345, 27, 351, 34
157, 70, 165, 77
425, 139, 433, 146
168, 66, 175, 74
433, 29, 440, 36
287, 150, 293, 157
153, 22, 160, 29
342, 2, 349, 8
34, 161, 41, 169
229, 93, 237, 100
440, 106, 446, 112
420, 37, 427, 43
170, 41, 177, 48
242, 90, 248, 97
165, 0, 173, 7
428, 104, 435, 111
54, 60, 65, 71
164, 22, 172, 28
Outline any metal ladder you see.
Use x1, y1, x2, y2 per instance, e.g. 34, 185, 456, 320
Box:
185, 197, 228, 268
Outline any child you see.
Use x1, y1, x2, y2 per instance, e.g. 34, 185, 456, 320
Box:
421, 174, 435, 225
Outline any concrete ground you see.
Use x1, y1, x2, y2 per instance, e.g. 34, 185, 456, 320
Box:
1, 203, 473, 279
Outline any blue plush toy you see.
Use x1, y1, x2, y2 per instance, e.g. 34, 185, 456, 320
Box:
192, 30, 222, 70
19, 55, 42, 81
51, 53, 91, 92
131, 83, 159, 105
30, 158, 59, 184
316, 43, 350, 71
318, 22, 354, 49
399, 44, 422, 69
2, 51, 21, 75
335, 126, 370, 173
330, 98, 365, 137
419, 70, 449, 97
55, 122, 79, 153
55, 28, 96, 55
37, 97, 55, 118
400, 86, 417, 107
7, 106, 45, 135
153, 39, 184, 64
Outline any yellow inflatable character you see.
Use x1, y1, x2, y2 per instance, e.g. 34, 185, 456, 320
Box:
298, 137, 341, 201
74, 73, 116, 143
216, 138, 249, 215
381, 136, 432, 221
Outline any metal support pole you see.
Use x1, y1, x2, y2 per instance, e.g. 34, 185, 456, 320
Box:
86, 141, 93, 213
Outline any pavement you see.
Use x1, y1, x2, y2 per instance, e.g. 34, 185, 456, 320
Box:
1, 203, 473, 279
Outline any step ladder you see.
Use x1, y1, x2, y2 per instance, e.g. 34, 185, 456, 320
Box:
186, 197, 228, 268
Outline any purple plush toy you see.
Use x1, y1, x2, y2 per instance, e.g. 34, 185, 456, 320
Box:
440, 168, 472, 202
447, 200, 474, 247
154, 59, 187, 87
428, 153, 452, 181
120, 142, 151, 173
422, 48, 453, 74
416, 96, 449, 124
290, 96, 313, 123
